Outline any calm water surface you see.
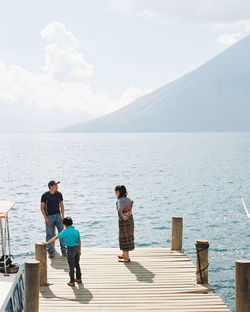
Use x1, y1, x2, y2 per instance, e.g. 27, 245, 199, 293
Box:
0, 132, 250, 311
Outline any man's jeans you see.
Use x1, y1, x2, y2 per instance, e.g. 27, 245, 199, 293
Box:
67, 245, 81, 283
46, 213, 67, 255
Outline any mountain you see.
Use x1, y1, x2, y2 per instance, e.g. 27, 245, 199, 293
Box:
58, 36, 250, 132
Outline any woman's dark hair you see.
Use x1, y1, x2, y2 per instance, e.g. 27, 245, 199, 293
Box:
63, 217, 73, 226
115, 185, 127, 198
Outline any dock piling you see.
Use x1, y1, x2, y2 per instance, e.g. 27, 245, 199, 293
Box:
235, 259, 250, 312
35, 242, 47, 286
171, 216, 183, 250
24, 260, 40, 312
196, 239, 209, 284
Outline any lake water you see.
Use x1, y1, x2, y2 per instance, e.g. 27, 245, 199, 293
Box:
0, 132, 250, 311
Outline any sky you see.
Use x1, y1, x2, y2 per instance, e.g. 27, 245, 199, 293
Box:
0, 0, 250, 131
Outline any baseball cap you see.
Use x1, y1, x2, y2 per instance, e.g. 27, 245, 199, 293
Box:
48, 180, 60, 188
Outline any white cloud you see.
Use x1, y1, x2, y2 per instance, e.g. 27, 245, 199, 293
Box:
40, 21, 80, 48
109, 86, 151, 111
40, 22, 93, 83
217, 33, 242, 46
0, 22, 150, 118
109, 1, 250, 48
242, 20, 250, 32
109, 0, 250, 25
138, 9, 158, 20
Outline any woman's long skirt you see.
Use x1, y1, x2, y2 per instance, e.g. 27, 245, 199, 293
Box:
119, 215, 135, 251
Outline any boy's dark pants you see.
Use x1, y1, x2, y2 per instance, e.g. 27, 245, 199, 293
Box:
67, 245, 81, 283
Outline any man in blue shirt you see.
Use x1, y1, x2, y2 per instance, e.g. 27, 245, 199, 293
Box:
41, 180, 67, 258
44, 217, 82, 286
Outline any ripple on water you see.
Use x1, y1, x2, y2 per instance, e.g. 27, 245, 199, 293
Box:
211, 248, 229, 253
152, 226, 169, 230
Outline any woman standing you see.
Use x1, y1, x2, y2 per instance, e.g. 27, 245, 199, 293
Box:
115, 185, 134, 262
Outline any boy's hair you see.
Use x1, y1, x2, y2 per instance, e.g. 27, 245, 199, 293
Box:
63, 217, 73, 226
114, 185, 127, 198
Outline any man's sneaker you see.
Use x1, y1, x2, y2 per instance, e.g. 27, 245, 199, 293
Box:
48, 253, 54, 259
62, 251, 67, 257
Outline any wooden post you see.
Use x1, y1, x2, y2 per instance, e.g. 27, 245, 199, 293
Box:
24, 260, 40, 312
235, 260, 250, 312
171, 216, 183, 250
35, 243, 47, 286
52, 224, 56, 250
196, 239, 209, 284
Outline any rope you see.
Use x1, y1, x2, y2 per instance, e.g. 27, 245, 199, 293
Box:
196, 242, 209, 284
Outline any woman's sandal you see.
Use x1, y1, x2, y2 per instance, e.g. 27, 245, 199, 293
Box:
67, 282, 75, 287
118, 258, 130, 263
75, 279, 82, 283
117, 255, 124, 259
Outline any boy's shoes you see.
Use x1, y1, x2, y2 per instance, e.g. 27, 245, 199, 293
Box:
118, 258, 130, 263
48, 253, 54, 259
67, 282, 75, 287
75, 279, 82, 284
62, 251, 67, 257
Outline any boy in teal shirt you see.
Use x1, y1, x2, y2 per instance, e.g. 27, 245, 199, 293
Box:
44, 217, 82, 286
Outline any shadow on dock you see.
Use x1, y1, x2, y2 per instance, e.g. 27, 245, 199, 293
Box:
49, 250, 68, 272
41, 250, 93, 304
124, 261, 155, 283
40, 284, 93, 304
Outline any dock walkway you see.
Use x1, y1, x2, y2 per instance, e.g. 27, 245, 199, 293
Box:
39, 248, 230, 311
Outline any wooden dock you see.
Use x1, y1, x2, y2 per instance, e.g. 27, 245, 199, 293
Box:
39, 248, 230, 311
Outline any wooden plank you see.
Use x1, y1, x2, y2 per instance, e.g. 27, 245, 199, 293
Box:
39, 248, 230, 312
